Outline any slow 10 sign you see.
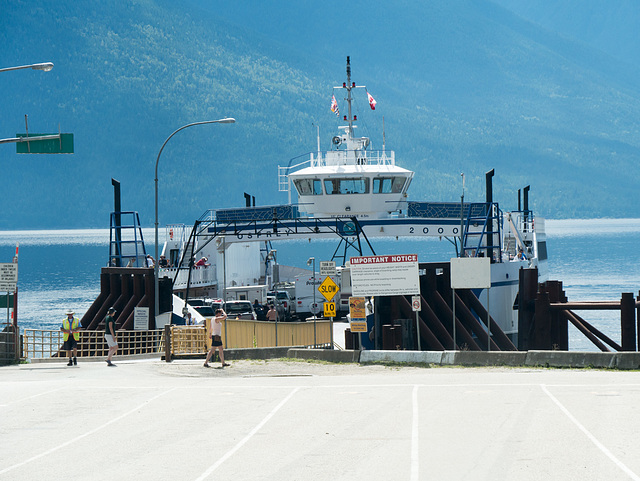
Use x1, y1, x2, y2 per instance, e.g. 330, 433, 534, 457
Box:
318, 276, 338, 301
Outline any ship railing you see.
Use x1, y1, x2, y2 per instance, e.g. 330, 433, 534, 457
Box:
214, 204, 300, 222
311, 149, 395, 168
160, 264, 217, 289
198, 210, 216, 222
510, 210, 535, 234
407, 201, 489, 219
164, 223, 188, 245
22, 329, 165, 360
278, 150, 396, 193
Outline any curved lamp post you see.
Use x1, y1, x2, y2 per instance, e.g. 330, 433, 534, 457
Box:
0, 62, 54, 73
154, 118, 235, 321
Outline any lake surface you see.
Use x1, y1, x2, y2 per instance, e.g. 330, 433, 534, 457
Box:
2, 218, 639, 351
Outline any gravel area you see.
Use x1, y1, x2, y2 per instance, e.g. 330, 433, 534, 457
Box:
151, 357, 412, 378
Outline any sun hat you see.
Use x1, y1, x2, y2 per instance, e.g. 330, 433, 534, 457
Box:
65, 309, 74, 315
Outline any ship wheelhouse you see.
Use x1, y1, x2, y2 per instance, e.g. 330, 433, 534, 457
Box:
279, 59, 415, 220
288, 159, 414, 219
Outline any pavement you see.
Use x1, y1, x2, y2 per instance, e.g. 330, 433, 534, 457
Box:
2, 356, 640, 481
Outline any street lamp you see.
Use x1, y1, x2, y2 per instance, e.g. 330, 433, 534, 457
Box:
0, 62, 54, 73
306, 256, 316, 346
154, 118, 235, 321
267, 249, 278, 345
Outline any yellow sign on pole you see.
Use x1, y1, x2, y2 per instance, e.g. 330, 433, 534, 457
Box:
350, 321, 368, 333
318, 276, 339, 302
349, 296, 366, 318
349, 296, 368, 333
323, 302, 336, 318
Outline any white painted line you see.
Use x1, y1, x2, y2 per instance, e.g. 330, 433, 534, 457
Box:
4, 388, 63, 406
411, 385, 419, 481
541, 384, 640, 481
0, 387, 176, 476
194, 387, 300, 481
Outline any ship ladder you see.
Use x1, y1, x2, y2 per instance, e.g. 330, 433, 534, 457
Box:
461, 202, 502, 260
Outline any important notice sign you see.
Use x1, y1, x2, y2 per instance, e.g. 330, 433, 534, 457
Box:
0, 263, 18, 292
349, 254, 419, 296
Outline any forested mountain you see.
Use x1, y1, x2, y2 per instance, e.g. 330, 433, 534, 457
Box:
1, 0, 639, 229
493, 0, 640, 66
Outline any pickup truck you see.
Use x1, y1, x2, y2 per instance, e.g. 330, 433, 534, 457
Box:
266, 291, 293, 321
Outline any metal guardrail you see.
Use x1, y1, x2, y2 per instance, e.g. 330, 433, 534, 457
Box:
22, 329, 164, 359
171, 319, 332, 355
22, 320, 332, 360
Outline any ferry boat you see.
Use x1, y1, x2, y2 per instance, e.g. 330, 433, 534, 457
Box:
282, 59, 413, 220
148, 57, 548, 343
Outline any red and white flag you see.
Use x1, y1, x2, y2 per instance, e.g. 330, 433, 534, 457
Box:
367, 92, 377, 110
330, 95, 340, 116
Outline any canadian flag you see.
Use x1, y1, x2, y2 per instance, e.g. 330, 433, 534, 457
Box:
367, 92, 377, 110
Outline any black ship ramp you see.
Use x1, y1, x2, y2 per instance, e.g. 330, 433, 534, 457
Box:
374, 262, 516, 352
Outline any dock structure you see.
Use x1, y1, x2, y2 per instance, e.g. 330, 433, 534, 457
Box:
48, 261, 639, 358
355, 262, 518, 352
518, 270, 640, 352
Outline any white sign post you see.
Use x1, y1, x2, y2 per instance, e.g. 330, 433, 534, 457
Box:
450, 257, 491, 350
0, 263, 18, 292
319, 261, 336, 277
318, 274, 339, 348
134, 307, 149, 331
412, 295, 422, 351
350, 255, 420, 351
349, 254, 419, 296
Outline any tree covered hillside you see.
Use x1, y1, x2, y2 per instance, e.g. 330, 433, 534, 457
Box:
1, 0, 640, 229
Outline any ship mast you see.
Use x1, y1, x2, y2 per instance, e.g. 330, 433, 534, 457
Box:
346, 56, 354, 138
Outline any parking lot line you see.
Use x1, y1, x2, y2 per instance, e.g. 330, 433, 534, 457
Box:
541, 384, 640, 481
194, 387, 301, 481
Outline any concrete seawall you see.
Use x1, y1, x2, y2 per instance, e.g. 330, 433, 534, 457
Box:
285, 349, 640, 370
27, 347, 640, 370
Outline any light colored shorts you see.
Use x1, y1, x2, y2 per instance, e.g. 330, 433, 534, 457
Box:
105, 334, 118, 348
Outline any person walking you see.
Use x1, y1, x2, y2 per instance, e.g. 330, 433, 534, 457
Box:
61, 309, 81, 366
104, 307, 118, 366
266, 304, 277, 321
204, 308, 229, 368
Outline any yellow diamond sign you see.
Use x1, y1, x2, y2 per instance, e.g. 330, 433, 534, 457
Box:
318, 276, 339, 301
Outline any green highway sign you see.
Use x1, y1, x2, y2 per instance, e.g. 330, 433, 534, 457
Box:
0, 295, 14, 308
16, 133, 74, 154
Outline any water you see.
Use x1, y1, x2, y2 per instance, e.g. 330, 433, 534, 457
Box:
2, 219, 640, 351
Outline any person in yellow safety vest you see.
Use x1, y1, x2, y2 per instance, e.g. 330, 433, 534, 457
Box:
61, 308, 81, 366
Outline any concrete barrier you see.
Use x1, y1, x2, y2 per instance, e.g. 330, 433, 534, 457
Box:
360, 350, 443, 365
581, 352, 618, 369
226, 347, 293, 360
34, 345, 640, 370
287, 348, 361, 363
448, 351, 528, 367
524, 351, 619, 369
287, 349, 639, 370
615, 352, 640, 370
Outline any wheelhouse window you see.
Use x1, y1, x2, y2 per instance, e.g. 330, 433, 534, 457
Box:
294, 178, 323, 195
373, 177, 407, 194
324, 177, 370, 194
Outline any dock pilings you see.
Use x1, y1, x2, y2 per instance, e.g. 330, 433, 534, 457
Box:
523, 275, 640, 352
